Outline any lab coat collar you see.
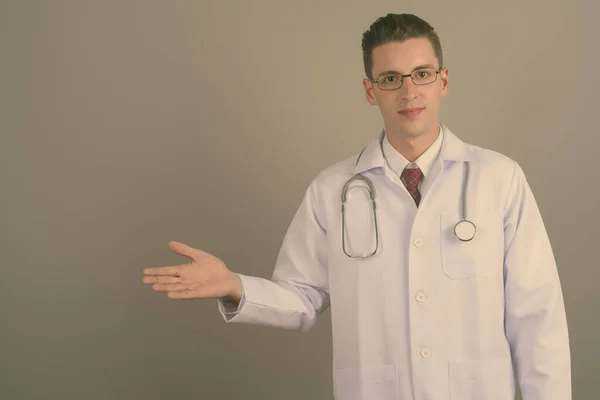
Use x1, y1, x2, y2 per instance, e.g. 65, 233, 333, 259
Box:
353, 123, 470, 174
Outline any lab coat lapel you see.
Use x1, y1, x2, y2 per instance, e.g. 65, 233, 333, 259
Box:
354, 124, 470, 175
353, 129, 386, 175
421, 124, 471, 198
354, 124, 471, 196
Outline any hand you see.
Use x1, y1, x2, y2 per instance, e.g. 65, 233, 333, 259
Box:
143, 241, 242, 300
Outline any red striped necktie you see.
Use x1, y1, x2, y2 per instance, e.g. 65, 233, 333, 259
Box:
401, 167, 422, 206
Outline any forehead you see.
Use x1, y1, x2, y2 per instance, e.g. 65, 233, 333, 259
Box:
371, 38, 438, 76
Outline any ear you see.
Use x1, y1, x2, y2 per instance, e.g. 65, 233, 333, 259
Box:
440, 67, 449, 98
363, 78, 378, 106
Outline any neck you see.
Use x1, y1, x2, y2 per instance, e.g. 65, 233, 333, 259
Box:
386, 124, 440, 162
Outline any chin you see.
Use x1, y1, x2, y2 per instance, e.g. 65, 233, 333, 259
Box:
385, 114, 429, 137
404, 130, 426, 139
396, 122, 427, 138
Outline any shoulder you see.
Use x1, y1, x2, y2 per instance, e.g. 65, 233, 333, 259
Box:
467, 141, 514, 167
464, 141, 523, 181
298, 152, 363, 208
462, 141, 533, 213
301, 152, 360, 189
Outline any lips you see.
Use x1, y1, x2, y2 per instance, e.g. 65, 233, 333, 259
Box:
398, 107, 424, 118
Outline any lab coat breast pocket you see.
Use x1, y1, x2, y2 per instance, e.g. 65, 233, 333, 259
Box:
333, 364, 399, 400
440, 211, 504, 279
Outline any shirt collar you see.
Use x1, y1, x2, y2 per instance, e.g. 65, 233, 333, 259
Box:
382, 124, 443, 178
353, 123, 470, 175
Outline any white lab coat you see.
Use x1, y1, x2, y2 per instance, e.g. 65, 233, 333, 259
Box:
218, 124, 571, 400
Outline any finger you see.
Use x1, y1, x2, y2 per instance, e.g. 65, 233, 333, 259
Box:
168, 241, 197, 260
143, 265, 183, 276
167, 290, 203, 299
143, 276, 180, 284
152, 283, 187, 292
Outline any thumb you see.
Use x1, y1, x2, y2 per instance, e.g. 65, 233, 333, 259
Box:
168, 241, 197, 260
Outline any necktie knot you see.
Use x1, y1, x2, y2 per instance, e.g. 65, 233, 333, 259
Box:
401, 167, 422, 206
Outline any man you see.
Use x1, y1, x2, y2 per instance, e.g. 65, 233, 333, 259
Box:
143, 13, 571, 400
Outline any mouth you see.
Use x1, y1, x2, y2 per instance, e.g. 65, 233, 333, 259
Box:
398, 107, 424, 119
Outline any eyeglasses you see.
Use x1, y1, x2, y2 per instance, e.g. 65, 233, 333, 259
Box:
371, 67, 441, 91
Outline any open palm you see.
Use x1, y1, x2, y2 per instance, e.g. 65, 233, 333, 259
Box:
143, 241, 241, 300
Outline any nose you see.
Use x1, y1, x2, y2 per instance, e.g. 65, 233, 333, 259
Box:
398, 78, 419, 101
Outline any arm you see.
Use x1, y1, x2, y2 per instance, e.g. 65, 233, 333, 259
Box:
503, 161, 571, 399
217, 177, 330, 332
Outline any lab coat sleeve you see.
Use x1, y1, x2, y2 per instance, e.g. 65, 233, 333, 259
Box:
503, 161, 571, 400
217, 284, 246, 320
216, 177, 330, 332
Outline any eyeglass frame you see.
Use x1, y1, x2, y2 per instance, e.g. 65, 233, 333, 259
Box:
370, 67, 443, 91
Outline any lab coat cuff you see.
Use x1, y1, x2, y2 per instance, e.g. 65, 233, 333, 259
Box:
217, 274, 247, 321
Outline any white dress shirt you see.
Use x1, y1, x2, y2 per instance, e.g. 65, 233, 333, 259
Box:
381, 124, 443, 197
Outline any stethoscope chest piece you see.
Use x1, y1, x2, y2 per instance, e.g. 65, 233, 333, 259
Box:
454, 219, 476, 242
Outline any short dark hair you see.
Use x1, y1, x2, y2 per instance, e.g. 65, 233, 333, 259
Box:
361, 13, 444, 80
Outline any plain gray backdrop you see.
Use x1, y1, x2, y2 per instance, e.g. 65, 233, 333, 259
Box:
2, 0, 598, 399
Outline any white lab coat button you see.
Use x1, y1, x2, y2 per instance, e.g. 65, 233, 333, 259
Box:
420, 348, 431, 358
413, 237, 423, 247
416, 292, 427, 302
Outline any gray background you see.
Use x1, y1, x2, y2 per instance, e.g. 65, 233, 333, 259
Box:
2, 0, 598, 399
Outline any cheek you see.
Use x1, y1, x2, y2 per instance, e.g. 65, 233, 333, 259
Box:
423, 88, 443, 106
377, 93, 398, 112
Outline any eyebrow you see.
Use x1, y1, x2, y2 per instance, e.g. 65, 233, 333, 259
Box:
376, 64, 437, 77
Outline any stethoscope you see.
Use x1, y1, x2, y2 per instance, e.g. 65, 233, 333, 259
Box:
341, 136, 476, 259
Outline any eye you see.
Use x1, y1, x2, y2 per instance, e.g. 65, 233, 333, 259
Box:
383, 75, 397, 83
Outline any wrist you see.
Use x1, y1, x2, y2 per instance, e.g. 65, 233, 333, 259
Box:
226, 273, 242, 303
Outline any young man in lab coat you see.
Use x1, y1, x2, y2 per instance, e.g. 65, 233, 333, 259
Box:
143, 13, 571, 400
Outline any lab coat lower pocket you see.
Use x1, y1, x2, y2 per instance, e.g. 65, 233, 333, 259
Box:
440, 212, 504, 279
448, 357, 514, 400
333, 364, 398, 400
